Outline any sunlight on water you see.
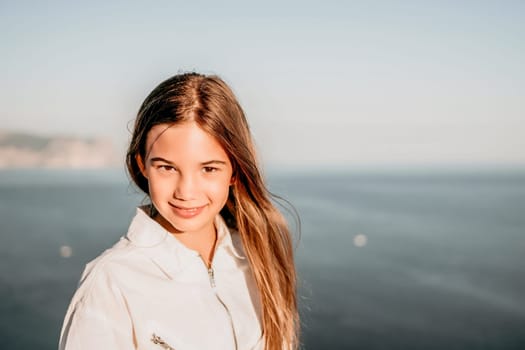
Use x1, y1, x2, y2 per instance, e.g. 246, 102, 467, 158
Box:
353, 233, 368, 248
59, 245, 73, 258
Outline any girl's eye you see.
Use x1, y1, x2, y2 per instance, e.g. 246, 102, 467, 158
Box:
158, 165, 176, 172
203, 166, 218, 173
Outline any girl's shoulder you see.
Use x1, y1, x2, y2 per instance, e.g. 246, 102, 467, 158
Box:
59, 239, 141, 349
73, 207, 181, 302
75, 237, 141, 299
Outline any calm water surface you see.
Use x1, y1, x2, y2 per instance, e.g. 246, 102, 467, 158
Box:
0, 168, 524, 349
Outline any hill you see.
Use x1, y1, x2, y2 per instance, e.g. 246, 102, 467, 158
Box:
0, 130, 119, 169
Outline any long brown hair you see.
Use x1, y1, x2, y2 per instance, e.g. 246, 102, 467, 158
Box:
126, 72, 299, 350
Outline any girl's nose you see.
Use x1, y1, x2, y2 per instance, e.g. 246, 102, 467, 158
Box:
173, 174, 197, 200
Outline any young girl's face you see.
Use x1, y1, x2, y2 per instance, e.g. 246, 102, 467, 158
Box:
138, 122, 233, 237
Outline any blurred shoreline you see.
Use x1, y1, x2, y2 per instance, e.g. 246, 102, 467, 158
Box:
0, 130, 119, 169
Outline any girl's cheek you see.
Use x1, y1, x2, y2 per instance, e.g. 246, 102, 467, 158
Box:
211, 175, 232, 189
150, 175, 172, 191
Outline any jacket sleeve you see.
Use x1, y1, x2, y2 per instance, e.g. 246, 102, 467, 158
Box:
59, 263, 136, 350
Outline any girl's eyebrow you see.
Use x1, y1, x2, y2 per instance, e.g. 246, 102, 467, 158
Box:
149, 157, 226, 166
201, 160, 227, 166
150, 157, 174, 164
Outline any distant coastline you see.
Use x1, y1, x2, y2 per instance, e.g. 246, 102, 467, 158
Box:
0, 130, 119, 169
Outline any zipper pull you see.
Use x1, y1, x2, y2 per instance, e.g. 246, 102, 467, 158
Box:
208, 267, 216, 288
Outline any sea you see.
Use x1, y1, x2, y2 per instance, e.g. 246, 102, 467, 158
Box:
0, 167, 524, 350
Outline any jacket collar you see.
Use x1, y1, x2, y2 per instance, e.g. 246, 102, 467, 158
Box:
124, 207, 245, 278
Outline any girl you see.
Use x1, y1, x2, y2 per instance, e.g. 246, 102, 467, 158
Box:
59, 72, 299, 350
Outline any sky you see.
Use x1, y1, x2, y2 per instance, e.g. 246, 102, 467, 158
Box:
1, 0, 524, 169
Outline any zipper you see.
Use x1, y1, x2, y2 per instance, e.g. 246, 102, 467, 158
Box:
151, 333, 176, 350
202, 257, 238, 350
208, 267, 216, 288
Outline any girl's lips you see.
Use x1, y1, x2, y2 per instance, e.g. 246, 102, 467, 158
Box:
169, 204, 207, 219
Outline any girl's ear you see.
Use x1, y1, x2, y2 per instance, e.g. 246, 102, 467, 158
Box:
136, 154, 148, 179
230, 166, 237, 185
229, 170, 236, 185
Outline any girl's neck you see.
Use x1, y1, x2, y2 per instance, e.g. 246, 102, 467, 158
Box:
153, 212, 218, 268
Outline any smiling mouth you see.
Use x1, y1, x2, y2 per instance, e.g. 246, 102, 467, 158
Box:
169, 203, 207, 218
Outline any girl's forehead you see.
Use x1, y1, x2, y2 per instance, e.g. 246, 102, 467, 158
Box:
145, 122, 228, 160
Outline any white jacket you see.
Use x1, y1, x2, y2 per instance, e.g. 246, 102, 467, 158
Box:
59, 207, 264, 350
